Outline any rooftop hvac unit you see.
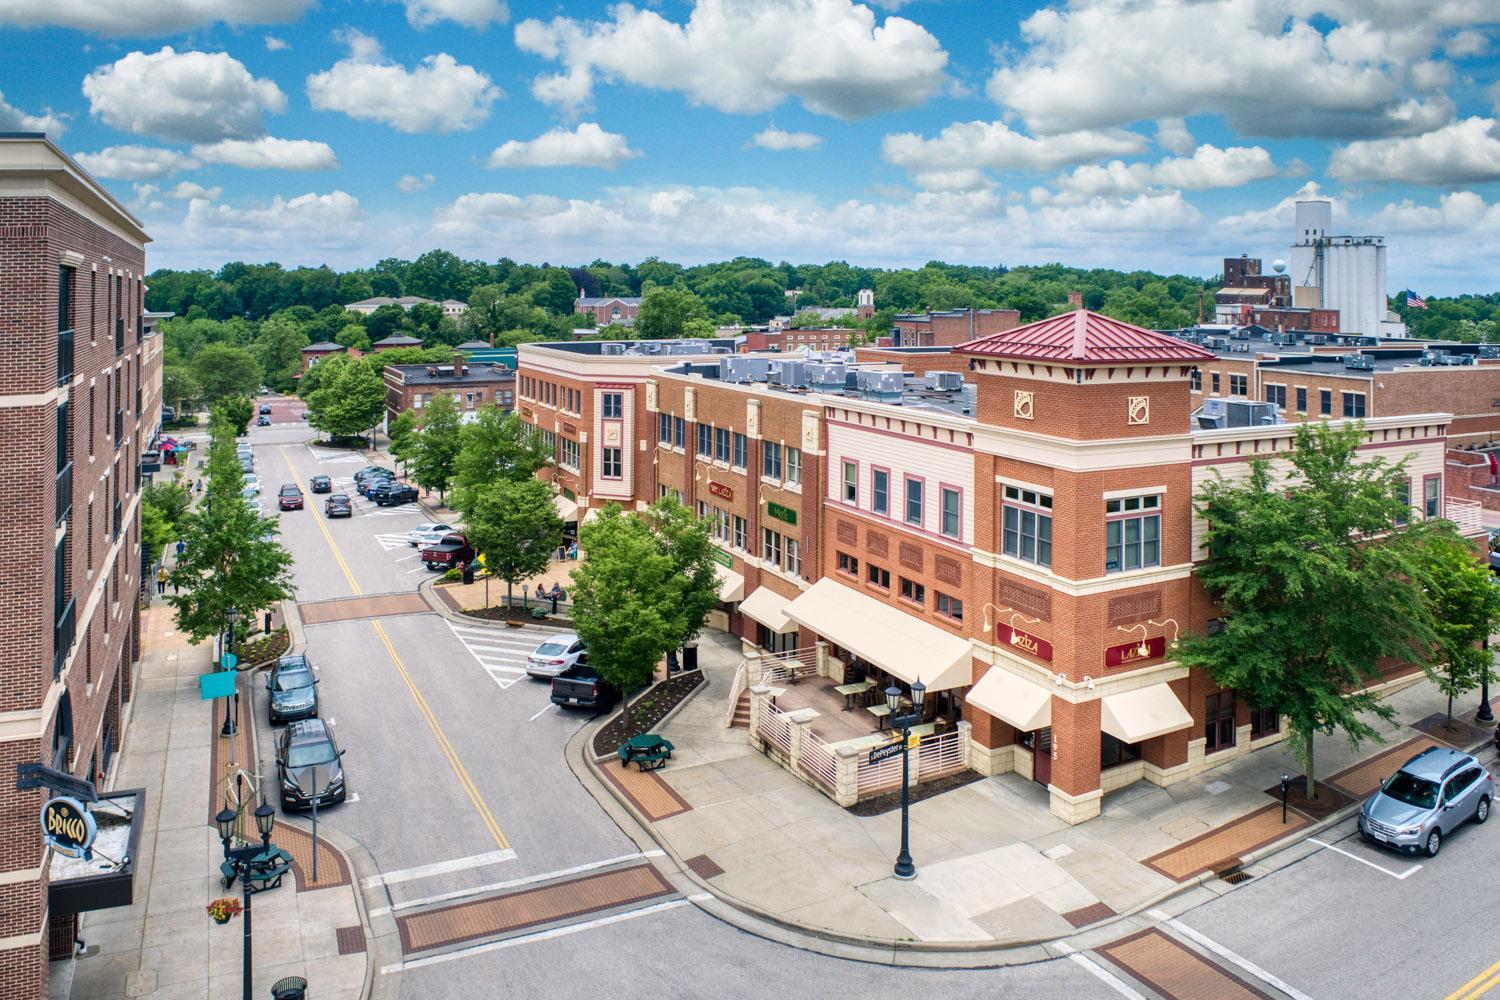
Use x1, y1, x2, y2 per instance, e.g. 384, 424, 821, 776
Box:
719, 356, 770, 382
1205, 336, 1230, 351
804, 362, 848, 392
1195, 397, 1227, 429
1419, 350, 1446, 366
664, 342, 705, 355
1307, 334, 1328, 345
923, 371, 964, 391
1479, 345, 1500, 359
601, 343, 625, 356
1229, 326, 1250, 340
855, 370, 904, 403
962, 384, 977, 415
771, 361, 808, 387
1441, 354, 1475, 366
1343, 353, 1376, 371
1223, 399, 1279, 427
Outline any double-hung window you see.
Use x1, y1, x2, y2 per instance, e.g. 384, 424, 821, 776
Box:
658, 413, 672, 444
1295, 387, 1307, 414
785, 539, 801, 577
697, 423, 712, 457
785, 447, 802, 486
602, 392, 623, 419
763, 441, 782, 480
1342, 392, 1366, 418
697, 500, 709, 521
560, 439, 580, 471
715, 427, 731, 463
1002, 486, 1052, 567
1424, 475, 1441, 519
872, 469, 889, 516
673, 416, 685, 449
714, 508, 731, 542
940, 487, 960, 539
904, 477, 923, 527
732, 433, 747, 469
842, 461, 857, 503
1320, 389, 1332, 416
1395, 478, 1411, 526
762, 528, 783, 567
601, 448, 622, 479
1105, 494, 1161, 573
732, 515, 747, 550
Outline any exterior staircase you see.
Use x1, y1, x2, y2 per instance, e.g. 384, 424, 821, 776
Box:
729, 689, 751, 729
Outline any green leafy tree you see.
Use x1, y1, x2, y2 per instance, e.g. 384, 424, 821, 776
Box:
452, 406, 552, 508
166, 414, 294, 644
410, 393, 463, 502
140, 496, 174, 565
163, 364, 199, 415
1174, 422, 1442, 799
252, 316, 308, 391
335, 324, 372, 352
1417, 531, 1500, 725
387, 410, 419, 474
570, 499, 720, 733
142, 477, 193, 532
190, 343, 262, 404
462, 478, 564, 608
304, 355, 386, 441
634, 286, 709, 340
219, 395, 253, 436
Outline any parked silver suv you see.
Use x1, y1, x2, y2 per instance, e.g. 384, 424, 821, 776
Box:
1358, 746, 1491, 857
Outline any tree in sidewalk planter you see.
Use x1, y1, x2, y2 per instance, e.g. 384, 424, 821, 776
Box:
409, 393, 462, 503
387, 409, 419, 476
570, 499, 720, 735
166, 416, 294, 645
1416, 530, 1500, 726
218, 394, 254, 436
461, 478, 564, 610
302, 354, 386, 443
451, 406, 553, 509
1174, 422, 1444, 801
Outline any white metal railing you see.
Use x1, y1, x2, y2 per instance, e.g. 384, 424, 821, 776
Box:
755, 646, 819, 685
722, 661, 749, 728
797, 729, 838, 790
1445, 496, 1485, 535
855, 746, 905, 794
757, 700, 792, 755
916, 729, 966, 780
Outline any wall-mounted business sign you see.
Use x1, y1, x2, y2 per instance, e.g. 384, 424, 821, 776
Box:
766, 501, 798, 526
713, 548, 734, 569
997, 623, 1053, 663
1105, 636, 1166, 669
41, 796, 97, 860
709, 481, 733, 500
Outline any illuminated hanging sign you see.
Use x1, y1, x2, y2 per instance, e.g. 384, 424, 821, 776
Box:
997, 623, 1052, 663
41, 797, 97, 860
708, 482, 733, 500
1105, 636, 1166, 669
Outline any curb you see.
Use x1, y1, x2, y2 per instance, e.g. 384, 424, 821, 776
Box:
415, 575, 572, 635
588, 669, 708, 765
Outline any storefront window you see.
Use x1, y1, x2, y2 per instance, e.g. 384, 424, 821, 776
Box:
1100, 734, 1141, 769
1205, 690, 1236, 753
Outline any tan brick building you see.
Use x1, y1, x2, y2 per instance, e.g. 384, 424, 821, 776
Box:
0, 134, 157, 992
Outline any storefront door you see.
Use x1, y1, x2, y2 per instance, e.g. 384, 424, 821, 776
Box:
1032, 727, 1052, 785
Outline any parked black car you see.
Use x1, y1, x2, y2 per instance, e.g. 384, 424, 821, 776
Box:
258, 403, 272, 414
267, 654, 318, 723
309, 475, 332, 494
257, 415, 271, 426
276, 719, 345, 811
372, 481, 419, 507
353, 465, 394, 484
325, 494, 353, 518
550, 664, 618, 711
358, 474, 394, 498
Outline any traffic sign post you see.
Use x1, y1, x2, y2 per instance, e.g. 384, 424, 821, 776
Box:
221, 652, 238, 671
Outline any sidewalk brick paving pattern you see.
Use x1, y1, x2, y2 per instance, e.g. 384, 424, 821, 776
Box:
1097, 929, 1274, 1000
602, 762, 693, 822
396, 863, 676, 953
1143, 803, 1311, 882
275, 820, 353, 891
298, 592, 431, 625
1326, 735, 1442, 799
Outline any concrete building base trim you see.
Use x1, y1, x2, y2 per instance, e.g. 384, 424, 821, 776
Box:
966, 739, 1014, 777
1048, 785, 1102, 825
1013, 745, 1035, 781
1101, 758, 1146, 793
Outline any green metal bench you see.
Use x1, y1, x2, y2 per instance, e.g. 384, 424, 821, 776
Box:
617, 735, 674, 772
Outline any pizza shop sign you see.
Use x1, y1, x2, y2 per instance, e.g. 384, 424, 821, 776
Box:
41, 796, 97, 860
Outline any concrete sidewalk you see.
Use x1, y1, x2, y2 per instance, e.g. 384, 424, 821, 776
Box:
579, 632, 1495, 956
56, 603, 371, 1000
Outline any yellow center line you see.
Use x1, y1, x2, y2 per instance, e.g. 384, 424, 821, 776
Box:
1448, 958, 1500, 1000
372, 619, 510, 851
278, 445, 361, 596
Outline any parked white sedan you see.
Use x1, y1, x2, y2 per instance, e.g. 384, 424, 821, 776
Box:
408, 522, 454, 547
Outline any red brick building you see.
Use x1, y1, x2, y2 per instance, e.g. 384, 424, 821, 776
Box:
573, 294, 642, 326
383, 353, 515, 424
0, 134, 157, 992
300, 341, 344, 373
892, 308, 1021, 347
741, 327, 857, 353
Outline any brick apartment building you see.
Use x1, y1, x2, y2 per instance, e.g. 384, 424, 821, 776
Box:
0, 134, 158, 993
383, 352, 516, 424
892, 307, 1021, 347
522, 315, 1472, 825
741, 327, 857, 353
300, 340, 344, 373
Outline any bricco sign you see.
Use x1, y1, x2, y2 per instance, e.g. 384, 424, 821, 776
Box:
1105, 636, 1166, 668
708, 481, 733, 500
997, 623, 1052, 662
40, 796, 97, 860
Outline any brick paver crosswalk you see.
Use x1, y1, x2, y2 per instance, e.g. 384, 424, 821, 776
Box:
1098, 929, 1274, 1000
603, 762, 693, 822
299, 592, 430, 625
1143, 803, 1309, 882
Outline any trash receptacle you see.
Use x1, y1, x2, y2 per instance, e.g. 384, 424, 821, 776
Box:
270, 976, 307, 1000
461, 563, 475, 585
682, 643, 698, 672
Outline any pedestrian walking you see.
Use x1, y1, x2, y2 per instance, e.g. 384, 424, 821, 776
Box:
175, 539, 186, 558
156, 567, 167, 595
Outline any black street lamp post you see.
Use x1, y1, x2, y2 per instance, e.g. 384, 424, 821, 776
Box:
220, 606, 238, 738
216, 795, 277, 1000
885, 678, 926, 881
1479, 635, 1494, 726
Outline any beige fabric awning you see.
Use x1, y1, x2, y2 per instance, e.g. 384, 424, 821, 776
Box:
965, 667, 1051, 732
552, 494, 578, 521
715, 565, 745, 603
739, 587, 796, 634
1101, 684, 1193, 744
783, 578, 972, 691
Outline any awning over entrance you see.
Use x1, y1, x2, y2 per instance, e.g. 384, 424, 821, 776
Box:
739, 587, 796, 634
783, 578, 972, 691
1100, 684, 1193, 744
965, 667, 1051, 732
552, 494, 578, 521
715, 565, 745, 603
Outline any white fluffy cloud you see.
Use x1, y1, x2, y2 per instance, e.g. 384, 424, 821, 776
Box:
167, 181, 221, 199
0, 0, 313, 35
1329, 117, 1500, 185
0, 91, 67, 136
1154, 118, 1195, 155
1217, 181, 1339, 237
514, 0, 948, 119
74, 145, 199, 180
307, 32, 501, 134
265, 35, 289, 51
83, 47, 286, 143
1040, 145, 1278, 203
398, 173, 435, 192
191, 137, 339, 171
988, 0, 1471, 138
750, 126, 822, 151
398, 0, 507, 29
882, 119, 1147, 184
486, 123, 639, 169
165, 190, 366, 257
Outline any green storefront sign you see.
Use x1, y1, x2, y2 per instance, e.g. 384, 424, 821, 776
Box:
713, 548, 734, 568
766, 501, 798, 526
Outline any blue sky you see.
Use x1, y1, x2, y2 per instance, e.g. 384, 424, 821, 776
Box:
2, 0, 1498, 293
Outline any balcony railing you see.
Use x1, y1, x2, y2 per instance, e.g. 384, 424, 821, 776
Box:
1445, 496, 1485, 536
53, 597, 75, 678
57, 329, 74, 386
113, 409, 123, 443
55, 462, 72, 526
114, 316, 124, 355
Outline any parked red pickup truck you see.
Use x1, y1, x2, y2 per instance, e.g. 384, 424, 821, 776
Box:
420, 533, 474, 571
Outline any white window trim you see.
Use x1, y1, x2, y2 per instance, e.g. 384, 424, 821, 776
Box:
1101, 485, 1167, 501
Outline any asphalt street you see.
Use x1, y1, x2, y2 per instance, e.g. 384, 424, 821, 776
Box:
240, 409, 1500, 1000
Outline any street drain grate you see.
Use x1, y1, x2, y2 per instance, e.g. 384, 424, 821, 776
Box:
1219, 870, 1253, 885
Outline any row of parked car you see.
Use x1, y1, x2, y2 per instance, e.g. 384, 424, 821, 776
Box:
266, 654, 347, 812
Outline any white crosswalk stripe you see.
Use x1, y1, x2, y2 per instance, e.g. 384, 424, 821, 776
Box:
306, 447, 366, 465
375, 533, 414, 551
446, 621, 556, 691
